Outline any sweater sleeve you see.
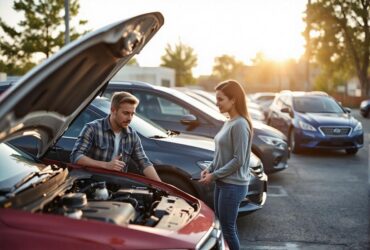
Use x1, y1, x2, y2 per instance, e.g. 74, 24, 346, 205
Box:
212, 120, 250, 180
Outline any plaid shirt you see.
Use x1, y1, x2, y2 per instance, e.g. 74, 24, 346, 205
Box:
70, 116, 152, 172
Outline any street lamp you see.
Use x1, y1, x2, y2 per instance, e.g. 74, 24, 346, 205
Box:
64, 0, 70, 45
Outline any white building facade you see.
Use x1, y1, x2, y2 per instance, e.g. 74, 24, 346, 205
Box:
112, 65, 175, 87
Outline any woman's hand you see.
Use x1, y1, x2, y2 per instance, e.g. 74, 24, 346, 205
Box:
199, 169, 213, 184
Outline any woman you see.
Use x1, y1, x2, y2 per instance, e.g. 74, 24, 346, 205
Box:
199, 80, 252, 250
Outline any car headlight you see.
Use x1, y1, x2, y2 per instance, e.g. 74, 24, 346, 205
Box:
298, 120, 316, 131
196, 160, 212, 170
354, 122, 363, 132
258, 135, 286, 150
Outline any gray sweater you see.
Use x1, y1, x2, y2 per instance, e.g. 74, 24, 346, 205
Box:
209, 116, 252, 185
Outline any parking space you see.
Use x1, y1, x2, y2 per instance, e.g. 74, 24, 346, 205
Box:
237, 110, 369, 250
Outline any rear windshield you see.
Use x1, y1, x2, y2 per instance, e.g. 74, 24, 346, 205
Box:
293, 96, 344, 113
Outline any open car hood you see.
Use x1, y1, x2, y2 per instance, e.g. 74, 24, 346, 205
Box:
0, 12, 164, 158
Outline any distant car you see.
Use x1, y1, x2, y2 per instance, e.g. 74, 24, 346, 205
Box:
250, 92, 277, 117
267, 91, 364, 155
360, 99, 370, 118
0, 12, 227, 249
0, 79, 19, 95
11, 97, 268, 215
102, 81, 289, 174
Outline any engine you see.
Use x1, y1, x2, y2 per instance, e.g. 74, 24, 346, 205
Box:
43, 177, 196, 230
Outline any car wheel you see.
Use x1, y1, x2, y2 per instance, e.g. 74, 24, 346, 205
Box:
289, 129, 301, 154
159, 172, 197, 197
345, 148, 358, 155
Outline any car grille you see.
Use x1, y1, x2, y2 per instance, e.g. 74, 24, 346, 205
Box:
319, 126, 351, 136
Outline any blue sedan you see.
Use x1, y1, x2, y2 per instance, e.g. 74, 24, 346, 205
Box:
267, 91, 364, 155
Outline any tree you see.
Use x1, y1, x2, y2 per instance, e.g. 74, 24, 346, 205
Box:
0, 0, 88, 75
127, 58, 139, 66
306, 0, 370, 96
160, 41, 197, 86
212, 54, 245, 81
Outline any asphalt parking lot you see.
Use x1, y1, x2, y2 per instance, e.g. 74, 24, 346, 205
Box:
237, 110, 370, 250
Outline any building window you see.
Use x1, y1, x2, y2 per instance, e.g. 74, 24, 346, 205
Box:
161, 79, 170, 87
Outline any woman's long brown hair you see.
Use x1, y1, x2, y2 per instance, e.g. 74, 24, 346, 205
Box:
215, 80, 253, 131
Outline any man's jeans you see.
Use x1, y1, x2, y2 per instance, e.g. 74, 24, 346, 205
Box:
214, 181, 248, 250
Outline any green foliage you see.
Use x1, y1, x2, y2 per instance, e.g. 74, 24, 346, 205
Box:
306, 0, 370, 96
212, 54, 245, 81
160, 41, 197, 87
127, 58, 139, 66
0, 0, 88, 75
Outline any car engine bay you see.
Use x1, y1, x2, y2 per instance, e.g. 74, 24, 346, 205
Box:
43, 172, 197, 230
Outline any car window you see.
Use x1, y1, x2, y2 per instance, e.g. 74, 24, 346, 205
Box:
162, 87, 226, 121
132, 91, 191, 122
91, 98, 169, 138
293, 96, 344, 113
64, 110, 100, 138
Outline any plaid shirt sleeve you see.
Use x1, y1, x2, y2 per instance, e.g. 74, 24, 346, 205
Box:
131, 131, 153, 171
70, 123, 95, 163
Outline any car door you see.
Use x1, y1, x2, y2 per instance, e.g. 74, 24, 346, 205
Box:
268, 95, 292, 135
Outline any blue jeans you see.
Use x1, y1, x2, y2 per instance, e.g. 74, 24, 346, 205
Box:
214, 181, 248, 250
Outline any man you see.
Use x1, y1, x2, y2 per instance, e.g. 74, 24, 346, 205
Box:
70, 91, 161, 182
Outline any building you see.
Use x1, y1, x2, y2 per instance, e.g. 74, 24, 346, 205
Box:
112, 65, 175, 87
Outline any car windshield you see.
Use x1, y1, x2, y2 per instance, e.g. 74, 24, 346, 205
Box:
92, 98, 169, 138
0, 143, 42, 190
161, 87, 226, 121
293, 96, 344, 113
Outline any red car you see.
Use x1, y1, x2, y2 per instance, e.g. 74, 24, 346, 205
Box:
0, 12, 225, 249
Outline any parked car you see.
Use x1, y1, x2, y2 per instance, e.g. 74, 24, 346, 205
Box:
250, 92, 277, 117
11, 97, 267, 214
179, 88, 266, 122
0, 13, 227, 249
0, 79, 19, 95
267, 91, 364, 154
360, 99, 370, 118
102, 81, 289, 174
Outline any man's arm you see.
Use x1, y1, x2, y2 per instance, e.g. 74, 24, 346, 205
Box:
76, 155, 125, 172
131, 131, 162, 182
143, 165, 161, 182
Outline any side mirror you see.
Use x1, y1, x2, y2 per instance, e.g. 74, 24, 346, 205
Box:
343, 107, 351, 113
180, 114, 198, 126
280, 107, 290, 113
281, 107, 294, 118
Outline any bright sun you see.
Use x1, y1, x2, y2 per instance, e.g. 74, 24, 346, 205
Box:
257, 2, 306, 62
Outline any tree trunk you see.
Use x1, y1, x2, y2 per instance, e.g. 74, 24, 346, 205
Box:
359, 72, 370, 97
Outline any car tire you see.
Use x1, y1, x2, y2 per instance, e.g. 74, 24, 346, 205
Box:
159, 172, 197, 197
289, 129, 301, 154
345, 148, 358, 155
365, 109, 370, 118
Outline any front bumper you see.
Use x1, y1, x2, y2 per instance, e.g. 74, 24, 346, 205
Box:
238, 172, 268, 216
253, 141, 289, 174
295, 129, 364, 150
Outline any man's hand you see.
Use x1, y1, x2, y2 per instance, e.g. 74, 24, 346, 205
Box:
106, 154, 126, 172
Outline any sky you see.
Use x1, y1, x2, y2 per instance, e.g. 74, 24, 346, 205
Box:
0, 0, 308, 76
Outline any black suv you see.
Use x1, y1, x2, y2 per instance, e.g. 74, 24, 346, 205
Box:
102, 81, 290, 174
